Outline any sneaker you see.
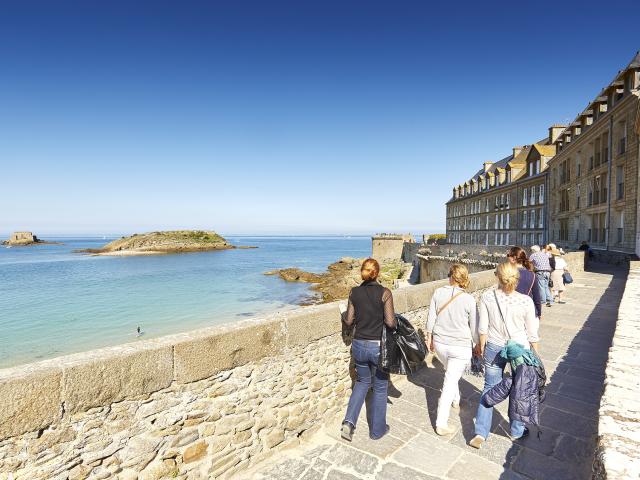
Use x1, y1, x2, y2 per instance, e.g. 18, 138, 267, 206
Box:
436, 425, 456, 436
558, 300, 567, 304
469, 435, 485, 449
340, 422, 354, 442
546, 302, 552, 307
511, 427, 530, 441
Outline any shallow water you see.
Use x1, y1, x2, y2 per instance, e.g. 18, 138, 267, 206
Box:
0, 235, 370, 368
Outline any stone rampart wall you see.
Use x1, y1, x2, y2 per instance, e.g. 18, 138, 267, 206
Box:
0, 270, 498, 479
417, 251, 585, 284
593, 261, 640, 479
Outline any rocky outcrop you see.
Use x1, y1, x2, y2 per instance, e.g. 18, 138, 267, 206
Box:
77, 230, 247, 256
2, 231, 61, 246
266, 257, 411, 304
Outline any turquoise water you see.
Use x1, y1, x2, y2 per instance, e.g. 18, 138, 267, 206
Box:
0, 236, 371, 368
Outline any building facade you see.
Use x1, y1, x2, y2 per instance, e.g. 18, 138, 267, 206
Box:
446, 132, 558, 248
445, 52, 640, 258
547, 53, 640, 258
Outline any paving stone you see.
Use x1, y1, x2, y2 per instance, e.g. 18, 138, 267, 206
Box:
346, 431, 405, 459
391, 433, 463, 477
446, 452, 505, 480
511, 446, 585, 480
449, 429, 520, 468
325, 469, 362, 480
514, 428, 559, 456
323, 444, 379, 476
300, 468, 324, 480
375, 462, 440, 480
539, 406, 597, 439
541, 392, 599, 420
556, 382, 602, 405
552, 434, 596, 464
259, 457, 310, 480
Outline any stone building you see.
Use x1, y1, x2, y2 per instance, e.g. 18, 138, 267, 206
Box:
371, 233, 414, 260
445, 131, 559, 248
547, 52, 640, 259
7, 232, 37, 244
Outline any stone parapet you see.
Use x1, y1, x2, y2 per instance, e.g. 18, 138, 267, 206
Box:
0, 269, 497, 479
593, 261, 640, 479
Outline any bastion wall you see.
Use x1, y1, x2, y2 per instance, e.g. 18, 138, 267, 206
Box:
0, 269, 499, 480
593, 261, 640, 479
417, 250, 586, 284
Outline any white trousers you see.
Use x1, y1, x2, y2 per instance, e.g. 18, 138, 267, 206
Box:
434, 341, 471, 428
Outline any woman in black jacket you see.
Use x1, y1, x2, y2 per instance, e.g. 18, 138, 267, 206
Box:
341, 258, 397, 441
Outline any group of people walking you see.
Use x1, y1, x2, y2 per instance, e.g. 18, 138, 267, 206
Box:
341, 246, 571, 448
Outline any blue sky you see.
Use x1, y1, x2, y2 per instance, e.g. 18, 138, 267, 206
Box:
1, 1, 638, 235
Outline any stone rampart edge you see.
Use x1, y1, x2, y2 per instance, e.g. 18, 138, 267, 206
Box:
0, 267, 494, 441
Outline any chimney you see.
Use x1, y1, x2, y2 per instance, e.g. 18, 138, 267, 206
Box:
549, 124, 566, 144
483, 161, 493, 172
512, 146, 523, 158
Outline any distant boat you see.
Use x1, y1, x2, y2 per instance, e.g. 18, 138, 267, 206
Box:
5, 246, 11, 249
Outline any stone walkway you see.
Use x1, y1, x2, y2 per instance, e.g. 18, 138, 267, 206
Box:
238, 265, 625, 480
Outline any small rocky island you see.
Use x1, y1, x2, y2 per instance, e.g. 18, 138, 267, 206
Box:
265, 257, 411, 304
77, 230, 254, 256
2, 231, 61, 246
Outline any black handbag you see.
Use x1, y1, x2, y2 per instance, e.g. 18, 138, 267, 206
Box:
380, 314, 427, 375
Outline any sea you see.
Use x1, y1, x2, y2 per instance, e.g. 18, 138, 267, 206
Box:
0, 235, 371, 369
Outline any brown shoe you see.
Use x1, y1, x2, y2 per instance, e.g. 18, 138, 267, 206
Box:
469, 435, 485, 449
436, 425, 456, 436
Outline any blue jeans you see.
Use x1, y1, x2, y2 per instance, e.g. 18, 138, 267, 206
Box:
536, 271, 553, 305
474, 342, 525, 439
343, 339, 389, 439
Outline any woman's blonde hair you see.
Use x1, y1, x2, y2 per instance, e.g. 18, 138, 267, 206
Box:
361, 258, 380, 281
449, 264, 470, 289
496, 261, 520, 293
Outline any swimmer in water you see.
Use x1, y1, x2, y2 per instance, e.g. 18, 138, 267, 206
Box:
137, 326, 141, 335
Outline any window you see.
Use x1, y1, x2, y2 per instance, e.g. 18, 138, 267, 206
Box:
522, 233, 527, 246
500, 194, 504, 209
485, 198, 489, 212
505, 192, 510, 209
538, 209, 544, 228
539, 184, 544, 204
603, 131, 609, 163
530, 209, 535, 229
522, 211, 528, 229
618, 122, 627, 155
523, 187, 528, 206
528, 162, 534, 177
576, 183, 581, 209
530, 186, 536, 206
537, 233, 543, 246
529, 233, 535, 246
617, 212, 624, 244
495, 196, 498, 209
559, 219, 569, 241
486, 216, 489, 229
559, 189, 570, 212
616, 166, 624, 200
505, 233, 510, 245
494, 214, 498, 229
506, 212, 510, 229
576, 156, 581, 177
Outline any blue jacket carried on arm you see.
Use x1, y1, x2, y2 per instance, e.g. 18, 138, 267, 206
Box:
482, 341, 546, 426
